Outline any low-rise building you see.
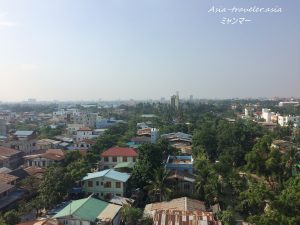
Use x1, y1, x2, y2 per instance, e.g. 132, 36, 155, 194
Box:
0, 181, 15, 204
100, 147, 138, 169
0, 173, 18, 185
53, 196, 122, 225
278, 115, 300, 127
82, 169, 130, 199
0, 146, 22, 169
36, 139, 61, 150
4, 130, 38, 154
75, 127, 99, 142
161, 132, 192, 154
165, 155, 194, 175
144, 197, 221, 225
166, 170, 195, 195
24, 149, 65, 167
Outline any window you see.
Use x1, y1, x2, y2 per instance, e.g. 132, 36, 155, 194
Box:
104, 157, 109, 162
133, 157, 136, 162
101, 182, 103, 186
123, 156, 127, 162
112, 157, 117, 162
101, 192, 103, 196
116, 182, 121, 188
96, 181, 99, 186
88, 181, 93, 187
42, 161, 46, 167
105, 182, 111, 188
116, 194, 121, 196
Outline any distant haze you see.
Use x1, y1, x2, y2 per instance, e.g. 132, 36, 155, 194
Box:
0, 0, 299, 101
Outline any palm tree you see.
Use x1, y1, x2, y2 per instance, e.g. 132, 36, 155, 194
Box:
144, 167, 172, 202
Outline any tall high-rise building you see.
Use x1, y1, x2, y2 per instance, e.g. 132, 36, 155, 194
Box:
175, 92, 180, 109
171, 92, 180, 110
171, 95, 176, 108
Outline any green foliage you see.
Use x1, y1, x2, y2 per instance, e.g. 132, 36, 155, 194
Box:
194, 153, 221, 205
144, 167, 172, 202
121, 206, 143, 225
66, 158, 90, 182
130, 143, 163, 188
0, 217, 7, 225
237, 182, 273, 217
245, 135, 273, 176
218, 210, 236, 225
38, 165, 71, 209
3, 210, 20, 225
38, 125, 64, 139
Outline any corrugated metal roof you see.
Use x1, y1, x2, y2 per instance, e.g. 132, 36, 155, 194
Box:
97, 203, 121, 221
152, 210, 221, 225
54, 196, 108, 222
0, 181, 14, 194
0, 173, 18, 184
144, 197, 206, 216
114, 162, 135, 169
14, 131, 34, 136
82, 169, 130, 182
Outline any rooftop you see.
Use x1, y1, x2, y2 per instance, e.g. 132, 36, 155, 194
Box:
82, 169, 130, 182
0, 181, 14, 194
14, 131, 34, 136
167, 155, 193, 164
101, 147, 138, 157
24, 149, 65, 161
0, 146, 21, 157
78, 127, 92, 131
114, 162, 135, 169
144, 197, 206, 215
54, 196, 109, 222
152, 210, 221, 225
0, 173, 18, 184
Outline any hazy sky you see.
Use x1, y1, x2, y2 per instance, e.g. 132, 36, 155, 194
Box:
0, 0, 299, 101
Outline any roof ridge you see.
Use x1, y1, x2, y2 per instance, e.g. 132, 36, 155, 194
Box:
71, 196, 93, 216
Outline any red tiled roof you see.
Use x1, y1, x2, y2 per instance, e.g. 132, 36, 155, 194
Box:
0, 146, 21, 157
101, 147, 138, 157
24, 166, 45, 176
0, 173, 18, 184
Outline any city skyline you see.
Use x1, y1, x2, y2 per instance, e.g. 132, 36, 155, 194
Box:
0, 0, 299, 101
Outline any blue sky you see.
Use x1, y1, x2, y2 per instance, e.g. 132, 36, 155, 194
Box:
0, 0, 299, 101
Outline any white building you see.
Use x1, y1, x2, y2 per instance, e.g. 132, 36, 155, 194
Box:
75, 127, 99, 141
279, 101, 299, 107
278, 115, 300, 127
262, 108, 274, 123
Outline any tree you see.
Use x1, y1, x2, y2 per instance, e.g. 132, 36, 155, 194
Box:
3, 210, 20, 225
66, 159, 90, 183
245, 135, 273, 176
144, 167, 172, 202
38, 165, 71, 209
194, 153, 221, 204
218, 210, 236, 225
237, 182, 273, 218
130, 143, 163, 188
0, 217, 7, 225
121, 205, 143, 225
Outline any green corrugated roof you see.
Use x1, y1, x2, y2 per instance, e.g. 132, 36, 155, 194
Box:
53, 196, 108, 222
114, 162, 135, 169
